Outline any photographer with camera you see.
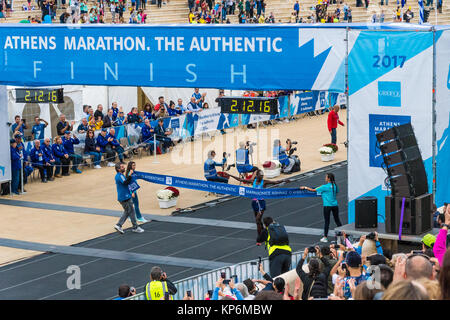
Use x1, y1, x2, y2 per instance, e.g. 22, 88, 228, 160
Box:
296, 246, 332, 300
204, 150, 229, 184
355, 232, 384, 257
255, 216, 292, 278
273, 139, 295, 174
235, 141, 259, 177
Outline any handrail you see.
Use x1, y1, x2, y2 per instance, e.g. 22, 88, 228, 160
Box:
124, 250, 304, 300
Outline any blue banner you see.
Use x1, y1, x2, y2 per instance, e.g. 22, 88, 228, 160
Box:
0, 25, 339, 90
134, 171, 319, 199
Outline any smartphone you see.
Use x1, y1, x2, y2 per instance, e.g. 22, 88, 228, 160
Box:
220, 272, 226, 279
207, 290, 213, 297
187, 290, 192, 297
250, 261, 257, 265
223, 279, 231, 285
412, 250, 424, 255
258, 256, 262, 265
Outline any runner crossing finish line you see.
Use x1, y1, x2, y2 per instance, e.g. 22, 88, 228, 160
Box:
134, 171, 318, 199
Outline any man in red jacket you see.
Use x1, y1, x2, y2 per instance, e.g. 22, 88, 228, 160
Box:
327, 105, 345, 145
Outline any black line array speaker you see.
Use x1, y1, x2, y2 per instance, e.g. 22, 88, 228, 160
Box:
355, 196, 378, 228
384, 193, 433, 235
376, 123, 428, 198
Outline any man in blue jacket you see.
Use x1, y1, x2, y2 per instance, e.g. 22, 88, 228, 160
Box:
96, 128, 114, 167
30, 139, 53, 183
106, 128, 125, 165
52, 136, 71, 177
14, 133, 32, 191
204, 150, 228, 183
41, 138, 56, 171
141, 119, 160, 153
114, 162, 144, 234
62, 131, 82, 174
10, 139, 21, 195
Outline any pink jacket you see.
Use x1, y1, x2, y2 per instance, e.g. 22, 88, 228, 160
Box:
433, 228, 448, 266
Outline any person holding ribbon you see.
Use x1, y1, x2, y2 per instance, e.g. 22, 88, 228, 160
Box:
126, 161, 149, 224
204, 150, 229, 184
300, 172, 342, 243
229, 169, 288, 241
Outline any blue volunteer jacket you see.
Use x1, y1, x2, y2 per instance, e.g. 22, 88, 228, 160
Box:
62, 136, 80, 154
96, 134, 109, 152
30, 146, 45, 166
204, 158, 225, 179
10, 146, 21, 171
141, 125, 154, 142
42, 144, 55, 163
106, 133, 120, 147
52, 143, 68, 159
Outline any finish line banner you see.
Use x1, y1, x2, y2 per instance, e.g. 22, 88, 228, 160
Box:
134, 171, 319, 199
0, 25, 346, 91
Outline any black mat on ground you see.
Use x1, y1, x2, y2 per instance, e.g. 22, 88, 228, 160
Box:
0, 165, 348, 300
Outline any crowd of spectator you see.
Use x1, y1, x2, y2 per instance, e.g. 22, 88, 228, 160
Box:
6, 88, 213, 194
4, 0, 443, 25
116, 204, 450, 300
187, 0, 280, 24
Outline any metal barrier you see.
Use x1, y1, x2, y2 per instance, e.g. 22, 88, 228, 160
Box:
125, 250, 304, 300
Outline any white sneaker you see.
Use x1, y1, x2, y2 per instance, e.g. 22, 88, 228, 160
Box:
94, 165, 102, 169
132, 227, 144, 233
320, 237, 329, 243
107, 162, 115, 167
137, 218, 148, 223
114, 225, 124, 234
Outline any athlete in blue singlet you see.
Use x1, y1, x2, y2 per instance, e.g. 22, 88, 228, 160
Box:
229, 169, 287, 243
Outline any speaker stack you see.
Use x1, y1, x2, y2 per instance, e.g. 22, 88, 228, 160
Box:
376, 123, 433, 235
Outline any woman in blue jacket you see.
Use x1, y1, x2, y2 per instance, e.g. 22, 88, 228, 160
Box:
126, 161, 148, 223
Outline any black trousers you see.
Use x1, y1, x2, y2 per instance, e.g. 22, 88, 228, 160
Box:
269, 253, 291, 278
323, 206, 342, 237
35, 165, 53, 181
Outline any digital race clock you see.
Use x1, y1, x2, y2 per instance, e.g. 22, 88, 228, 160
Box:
15, 88, 64, 103
218, 97, 278, 115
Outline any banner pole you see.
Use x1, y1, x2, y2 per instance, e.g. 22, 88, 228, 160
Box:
345, 26, 350, 221
432, 27, 437, 199
20, 158, 24, 194
153, 134, 159, 164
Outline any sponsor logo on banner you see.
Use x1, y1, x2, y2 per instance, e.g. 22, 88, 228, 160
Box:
368, 114, 411, 167
171, 118, 180, 129
378, 81, 401, 107
298, 92, 315, 113
239, 187, 245, 196
165, 177, 172, 185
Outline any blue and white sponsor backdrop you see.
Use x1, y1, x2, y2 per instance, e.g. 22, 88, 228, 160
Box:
0, 85, 10, 183
289, 91, 346, 115
435, 29, 450, 207
347, 31, 435, 223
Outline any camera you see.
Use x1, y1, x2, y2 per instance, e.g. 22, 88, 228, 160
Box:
246, 141, 256, 147
366, 232, 376, 240
307, 246, 316, 254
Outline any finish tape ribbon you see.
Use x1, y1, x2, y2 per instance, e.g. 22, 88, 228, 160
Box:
134, 171, 319, 199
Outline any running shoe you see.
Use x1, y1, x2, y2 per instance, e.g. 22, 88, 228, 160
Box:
132, 227, 144, 233
114, 225, 124, 234
320, 237, 329, 243
137, 218, 149, 223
